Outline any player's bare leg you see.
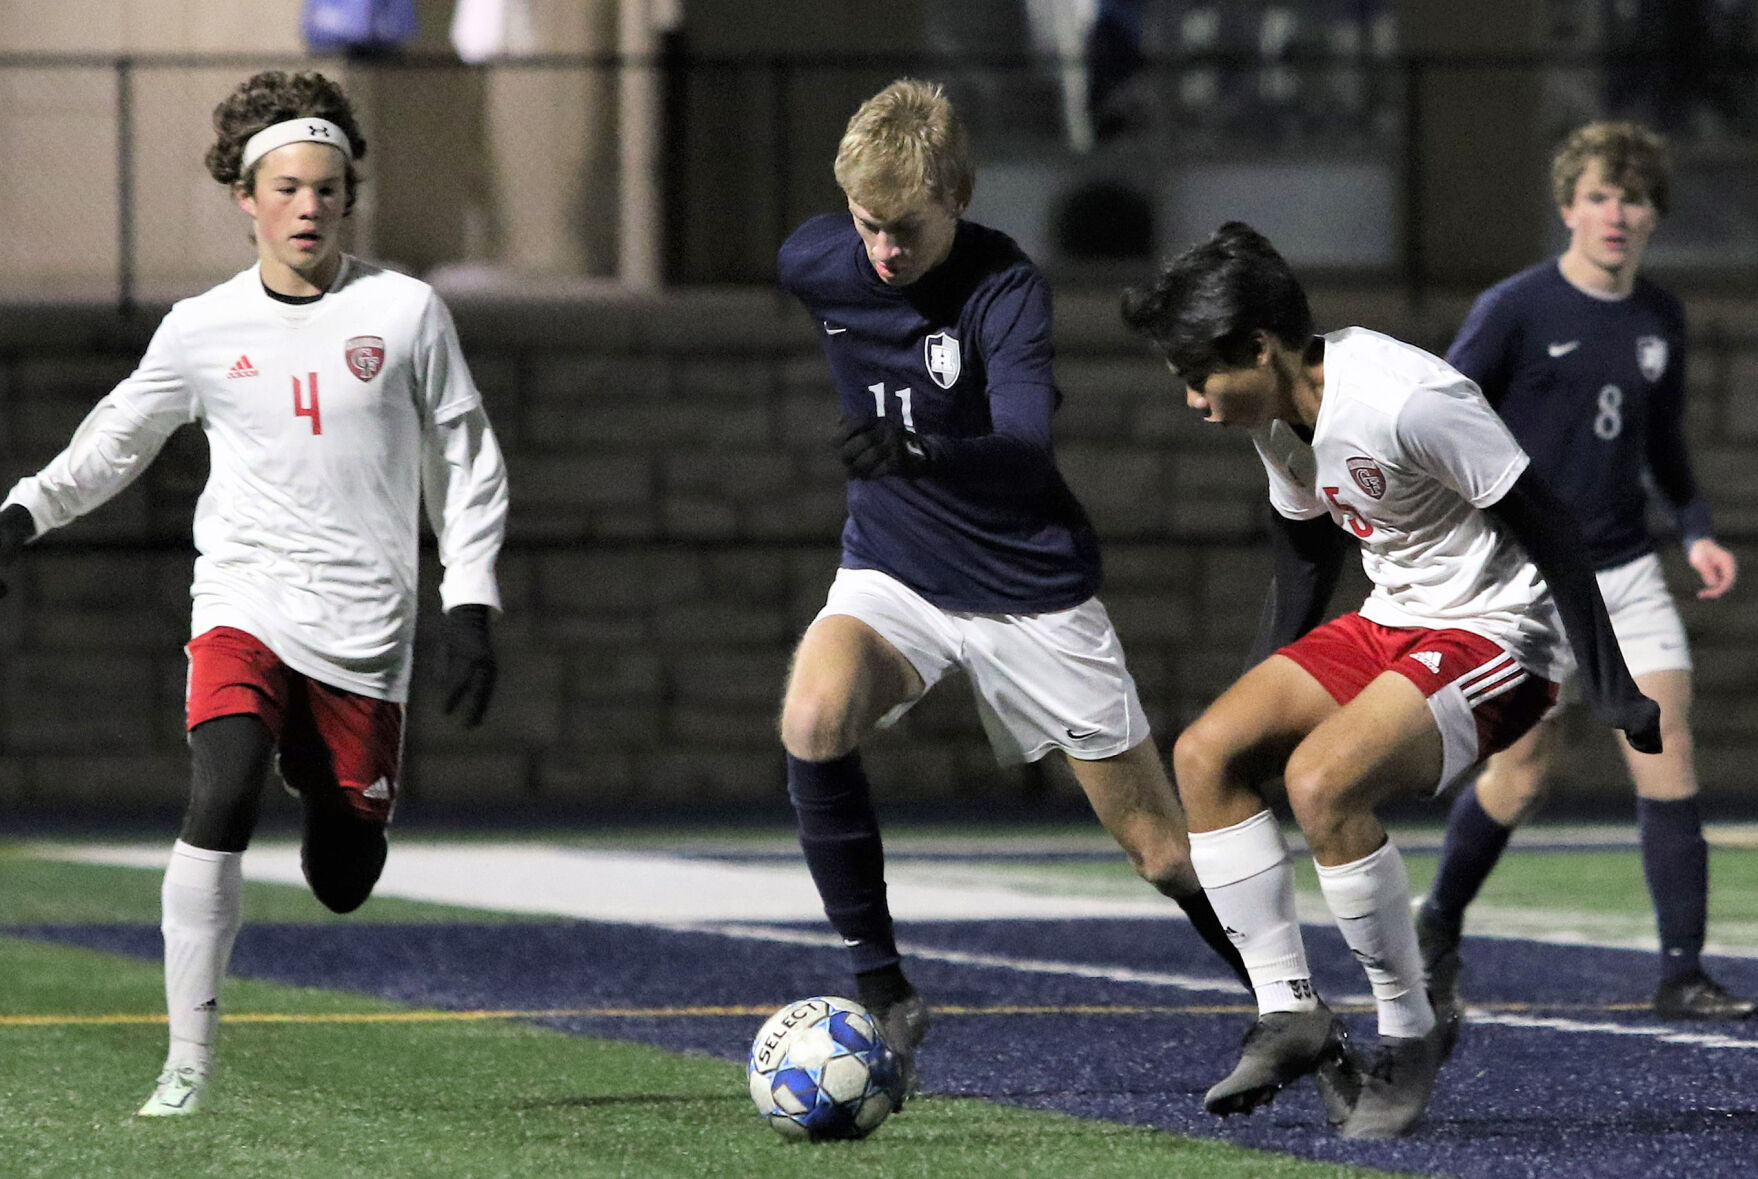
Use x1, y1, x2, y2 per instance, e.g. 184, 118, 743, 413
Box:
780, 615, 935, 1095
1066, 738, 1252, 990
1283, 672, 1451, 1138
1175, 657, 1351, 1116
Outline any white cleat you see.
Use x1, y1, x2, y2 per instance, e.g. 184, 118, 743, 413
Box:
137, 1064, 207, 1116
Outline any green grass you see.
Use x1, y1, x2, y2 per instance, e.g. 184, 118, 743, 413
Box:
0, 844, 1407, 1179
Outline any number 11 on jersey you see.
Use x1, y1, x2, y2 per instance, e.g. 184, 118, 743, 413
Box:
867, 382, 915, 429
293, 373, 323, 435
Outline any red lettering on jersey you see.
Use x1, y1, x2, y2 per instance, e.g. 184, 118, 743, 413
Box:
293, 373, 322, 435
1323, 485, 1374, 538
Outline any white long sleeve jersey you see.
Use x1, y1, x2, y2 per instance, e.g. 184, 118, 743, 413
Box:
3, 257, 509, 702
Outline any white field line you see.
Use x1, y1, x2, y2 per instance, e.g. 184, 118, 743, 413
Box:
35, 840, 1758, 1053
1468, 1010, 1758, 1051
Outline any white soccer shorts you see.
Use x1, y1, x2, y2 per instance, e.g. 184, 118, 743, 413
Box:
814, 567, 1151, 765
1556, 552, 1691, 706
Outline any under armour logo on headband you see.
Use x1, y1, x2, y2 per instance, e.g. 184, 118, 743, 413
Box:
240, 117, 353, 171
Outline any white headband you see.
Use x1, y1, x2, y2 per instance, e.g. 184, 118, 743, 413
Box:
240, 118, 353, 172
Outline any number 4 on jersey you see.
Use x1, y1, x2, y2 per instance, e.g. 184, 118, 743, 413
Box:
293, 372, 322, 435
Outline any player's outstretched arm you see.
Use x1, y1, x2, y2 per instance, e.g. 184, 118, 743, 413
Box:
1484, 469, 1662, 753
1242, 510, 1350, 669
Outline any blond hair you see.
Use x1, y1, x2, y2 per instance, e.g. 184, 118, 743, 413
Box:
832, 78, 973, 216
1551, 121, 1671, 216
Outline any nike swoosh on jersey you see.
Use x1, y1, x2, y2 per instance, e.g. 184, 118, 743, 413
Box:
1547, 340, 1580, 357
823, 323, 848, 335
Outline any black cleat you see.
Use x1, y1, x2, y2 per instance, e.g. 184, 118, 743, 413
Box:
1415, 902, 1463, 1060
1654, 969, 1758, 1020
1204, 1003, 1349, 1117
871, 992, 932, 1103
1338, 1022, 1448, 1140
1312, 1043, 1364, 1126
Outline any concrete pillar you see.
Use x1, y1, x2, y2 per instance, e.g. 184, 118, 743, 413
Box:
1395, 0, 1550, 292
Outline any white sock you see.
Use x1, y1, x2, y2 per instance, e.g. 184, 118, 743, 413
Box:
160, 840, 244, 1071
1315, 841, 1435, 1039
1188, 810, 1316, 1015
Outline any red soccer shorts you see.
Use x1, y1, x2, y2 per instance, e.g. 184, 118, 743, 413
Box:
186, 626, 403, 823
1279, 612, 1559, 790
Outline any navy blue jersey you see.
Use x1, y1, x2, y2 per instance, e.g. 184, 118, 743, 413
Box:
778, 213, 1102, 613
1447, 261, 1706, 570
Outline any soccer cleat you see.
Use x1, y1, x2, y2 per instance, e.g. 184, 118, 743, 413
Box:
1414, 901, 1464, 1060
1311, 1042, 1364, 1126
137, 1063, 207, 1117
1203, 1003, 1349, 1117
1654, 969, 1758, 1020
871, 992, 932, 1104
1337, 1022, 1447, 1140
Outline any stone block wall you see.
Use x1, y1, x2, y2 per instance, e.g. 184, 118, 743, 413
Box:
3, 286, 1757, 824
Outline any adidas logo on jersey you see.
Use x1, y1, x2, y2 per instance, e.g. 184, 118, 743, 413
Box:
363, 777, 393, 801
1411, 651, 1443, 674
227, 355, 258, 379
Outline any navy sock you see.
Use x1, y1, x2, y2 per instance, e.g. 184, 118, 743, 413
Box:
1639, 795, 1708, 983
787, 752, 900, 976
1423, 783, 1514, 934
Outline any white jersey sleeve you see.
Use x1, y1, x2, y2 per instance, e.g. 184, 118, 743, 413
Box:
2, 318, 197, 531
1251, 418, 1327, 522
1394, 376, 1528, 509
415, 290, 508, 611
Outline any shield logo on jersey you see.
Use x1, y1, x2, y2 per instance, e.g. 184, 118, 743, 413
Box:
924, 331, 961, 389
345, 335, 386, 382
1347, 456, 1387, 499
1637, 335, 1668, 382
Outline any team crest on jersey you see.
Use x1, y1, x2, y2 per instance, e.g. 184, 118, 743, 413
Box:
345, 335, 386, 382
1347, 456, 1387, 499
1637, 335, 1668, 382
924, 331, 961, 389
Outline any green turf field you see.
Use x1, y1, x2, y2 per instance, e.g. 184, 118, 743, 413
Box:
7, 829, 1756, 1178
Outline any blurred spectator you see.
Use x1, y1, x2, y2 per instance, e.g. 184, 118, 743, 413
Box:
302, 0, 418, 57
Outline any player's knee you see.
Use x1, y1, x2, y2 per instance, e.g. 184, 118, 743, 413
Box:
1281, 756, 1352, 842
1170, 722, 1229, 802
1136, 843, 1201, 897
1476, 757, 1551, 824
183, 715, 275, 851
779, 694, 859, 763
302, 817, 386, 914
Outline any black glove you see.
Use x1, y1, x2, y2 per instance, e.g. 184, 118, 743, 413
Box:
0, 504, 35, 600
1614, 694, 1664, 756
836, 416, 932, 479
442, 604, 497, 727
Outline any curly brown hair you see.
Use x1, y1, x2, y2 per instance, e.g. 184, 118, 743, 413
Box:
1551, 121, 1670, 217
206, 71, 367, 211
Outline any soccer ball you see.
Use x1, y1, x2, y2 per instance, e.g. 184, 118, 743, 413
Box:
748, 995, 905, 1142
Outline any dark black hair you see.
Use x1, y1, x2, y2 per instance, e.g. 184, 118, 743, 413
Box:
1119, 221, 1313, 383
